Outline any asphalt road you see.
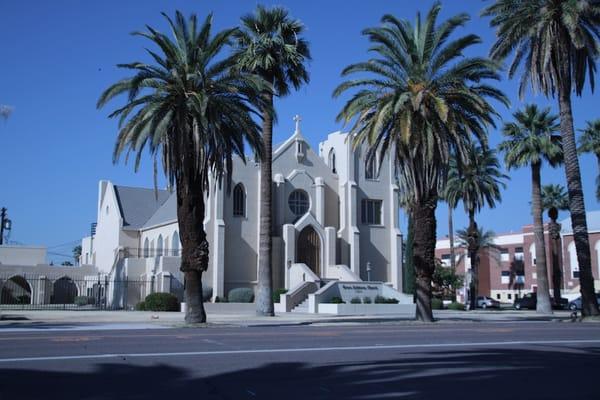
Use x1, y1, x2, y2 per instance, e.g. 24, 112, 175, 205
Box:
1, 321, 599, 399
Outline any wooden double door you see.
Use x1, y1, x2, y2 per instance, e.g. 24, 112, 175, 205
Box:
297, 226, 321, 276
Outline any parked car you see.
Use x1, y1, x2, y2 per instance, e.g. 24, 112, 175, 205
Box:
568, 293, 600, 311
476, 296, 500, 309
514, 293, 568, 310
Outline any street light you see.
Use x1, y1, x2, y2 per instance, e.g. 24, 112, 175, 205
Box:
0, 207, 12, 245
366, 262, 372, 281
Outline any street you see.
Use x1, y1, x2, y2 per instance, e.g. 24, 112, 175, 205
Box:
0, 321, 599, 399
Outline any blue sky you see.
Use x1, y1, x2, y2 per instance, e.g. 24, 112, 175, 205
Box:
0, 0, 598, 263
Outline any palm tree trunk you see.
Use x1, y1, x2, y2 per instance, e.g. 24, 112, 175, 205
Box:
556, 59, 599, 316
549, 215, 563, 301
467, 209, 479, 311
176, 171, 208, 324
448, 205, 456, 301
531, 162, 552, 314
595, 154, 600, 202
404, 211, 415, 294
412, 200, 436, 322
256, 91, 274, 316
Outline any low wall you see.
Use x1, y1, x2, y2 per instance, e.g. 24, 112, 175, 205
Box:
318, 303, 416, 315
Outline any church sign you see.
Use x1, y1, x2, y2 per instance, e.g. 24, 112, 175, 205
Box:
338, 283, 380, 302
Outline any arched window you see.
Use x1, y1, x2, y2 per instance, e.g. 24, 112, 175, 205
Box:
233, 183, 245, 217
156, 235, 164, 257
529, 243, 536, 266
328, 148, 337, 174
150, 240, 155, 257
288, 190, 309, 217
172, 231, 180, 256
143, 238, 149, 258
164, 235, 169, 256
568, 242, 579, 279
365, 154, 378, 180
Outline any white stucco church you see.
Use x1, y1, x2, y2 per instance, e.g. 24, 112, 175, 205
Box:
80, 117, 410, 311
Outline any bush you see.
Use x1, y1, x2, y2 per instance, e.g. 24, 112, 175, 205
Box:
74, 296, 94, 306
431, 298, 443, 310
350, 297, 362, 304
374, 295, 386, 304
214, 296, 228, 303
273, 288, 288, 303
363, 297, 372, 304
375, 295, 399, 304
330, 296, 345, 304
228, 288, 254, 303
144, 292, 179, 311
202, 286, 213, 302
447, 302, 466, 311
135, 301, 146, 311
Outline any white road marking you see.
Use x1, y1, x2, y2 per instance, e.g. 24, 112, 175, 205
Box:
0, 339, 599, 363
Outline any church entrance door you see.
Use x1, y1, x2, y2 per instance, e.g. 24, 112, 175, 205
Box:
297, 226, 320, 276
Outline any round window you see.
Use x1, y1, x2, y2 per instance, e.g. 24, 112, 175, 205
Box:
288, 190, 309, 217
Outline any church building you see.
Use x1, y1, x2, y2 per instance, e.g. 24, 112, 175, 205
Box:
80, 117, 404, 304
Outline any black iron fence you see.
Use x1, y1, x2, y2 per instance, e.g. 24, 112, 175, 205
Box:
118, 247, 182, 259
0, 274, 181, 311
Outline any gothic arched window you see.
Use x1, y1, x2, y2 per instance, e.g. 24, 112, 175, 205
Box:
233, 183, 245, 217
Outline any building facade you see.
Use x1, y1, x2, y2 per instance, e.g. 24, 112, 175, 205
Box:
81, 123, 404, 302
435, 211, 600, 303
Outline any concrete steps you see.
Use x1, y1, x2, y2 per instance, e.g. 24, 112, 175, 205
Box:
291, 299, 309, 313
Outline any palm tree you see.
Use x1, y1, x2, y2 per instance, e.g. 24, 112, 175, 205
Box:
578, 119, 600, 201
444, 145, 508, 309
334, 3, 508, 321
541, 183, 570, 300
0, 105, 13, 120
483, 0, 600, 317
97, 12, 266, 323
499, 104, 562, 314
235, 6, 311, 316
456, 226, 499, 303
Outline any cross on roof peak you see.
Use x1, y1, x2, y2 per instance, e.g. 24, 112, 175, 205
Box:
293, 114, 302, 133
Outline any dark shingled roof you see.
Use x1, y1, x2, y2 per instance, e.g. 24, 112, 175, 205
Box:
113, 185, 170, 229
143, 193, 177, 228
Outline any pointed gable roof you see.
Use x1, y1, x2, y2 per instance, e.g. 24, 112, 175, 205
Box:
113, 185, 170, 230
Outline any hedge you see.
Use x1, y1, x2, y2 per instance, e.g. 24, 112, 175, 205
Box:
431, 298, 443, 310
273, 288, 288, 303
228, 288, 254, 303
144, 292, 179, 311
447, 302, 466, 311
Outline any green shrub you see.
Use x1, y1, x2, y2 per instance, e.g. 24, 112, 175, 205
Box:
375, 295, 399, 304
431, 298, 443, 310
144, 292, 179, 311
350, 297, 362, 304
202, 286, 213, 302
74, 296, 94, 306
228, 288, 254, 303
214, 296, 228, 303
330, 296, 345, 304
363, 297, 372, 304
135, 301, 146, 311
273, 288, 288, 303
447, 302, 465, 311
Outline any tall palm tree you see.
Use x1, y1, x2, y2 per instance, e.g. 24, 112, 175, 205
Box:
483, 0, 600, 317
334, 2, 508, 321
444, 145, 508, 309
456, 226, 500, 303
97, 12, 266, 323
541, 183, 570, 300
235, 5, 311, 316
578, 119, 600, 201
499, 104, 562, 314
542, 184, 570, 214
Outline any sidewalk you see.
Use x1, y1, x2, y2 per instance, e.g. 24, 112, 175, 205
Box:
0, 304, 576, 331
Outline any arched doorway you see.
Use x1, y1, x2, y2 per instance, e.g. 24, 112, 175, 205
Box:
1, 275, 32, 305
52, 277, 78, 304
297, 226, 321, 275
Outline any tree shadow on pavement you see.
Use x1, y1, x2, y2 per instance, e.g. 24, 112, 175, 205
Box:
0, 346, 598, 400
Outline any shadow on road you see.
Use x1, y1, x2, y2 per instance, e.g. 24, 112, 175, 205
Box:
1, 346, 598, 399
